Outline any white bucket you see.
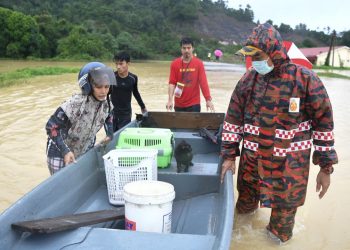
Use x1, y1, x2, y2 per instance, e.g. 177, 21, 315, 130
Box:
123, 180, 175, 233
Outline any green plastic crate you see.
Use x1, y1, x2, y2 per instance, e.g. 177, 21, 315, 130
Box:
116, 128, 174, 168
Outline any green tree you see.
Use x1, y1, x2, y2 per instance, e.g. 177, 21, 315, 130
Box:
57, 26, 108, 59
294, 23, 309, 38
341, 30, 350, 47
169, 0, 199, 21
243, 4, 254, 22
34, 14, 72, 57
115, 31, 149, 59
226, 4, 254, 22
279, 23, 292, 33
301, 39, 316, 48
215, 0, 227, 9
0, 8, 12, 56
0, 7, 44, 58
0, 0, 338, 60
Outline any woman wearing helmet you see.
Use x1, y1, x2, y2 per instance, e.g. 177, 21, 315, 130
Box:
45, 62, 116, 175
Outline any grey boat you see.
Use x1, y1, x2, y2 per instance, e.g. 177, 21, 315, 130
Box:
0, 112, 234, 250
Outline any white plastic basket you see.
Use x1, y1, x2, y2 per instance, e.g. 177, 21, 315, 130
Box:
103, 149, 158, 205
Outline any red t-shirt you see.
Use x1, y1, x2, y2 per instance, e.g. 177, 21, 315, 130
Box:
169, 57, 211, 108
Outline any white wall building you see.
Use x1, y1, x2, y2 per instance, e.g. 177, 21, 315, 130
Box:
316, 46, 350, 67
300, 46, 350, 67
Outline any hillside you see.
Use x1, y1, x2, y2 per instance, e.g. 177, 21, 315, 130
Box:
194, 12, 256, 44
0, 0, 338, 60
193, 11, 328, 47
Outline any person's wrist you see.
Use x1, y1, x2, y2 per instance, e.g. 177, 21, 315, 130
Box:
206, 97, 212, 102
223, 156, 235, 161
62, 148, 71, 157
320, 165, 334, 174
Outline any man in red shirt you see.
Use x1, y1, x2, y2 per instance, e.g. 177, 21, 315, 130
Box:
166, 37, 215, 112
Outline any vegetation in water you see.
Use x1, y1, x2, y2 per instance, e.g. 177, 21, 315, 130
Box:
0, 67, 79, 88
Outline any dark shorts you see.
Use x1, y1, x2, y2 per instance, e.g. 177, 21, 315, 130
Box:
113, 113, 131, 132
174, 104, 201, 112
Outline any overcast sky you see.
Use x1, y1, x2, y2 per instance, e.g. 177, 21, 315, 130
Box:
226, 0, 348, 33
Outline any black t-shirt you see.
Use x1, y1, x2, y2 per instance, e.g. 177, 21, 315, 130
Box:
110, 72, 145, 115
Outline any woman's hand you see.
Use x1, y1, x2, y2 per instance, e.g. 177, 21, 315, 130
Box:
99, 136, 112, 146
64, 151, 76, 165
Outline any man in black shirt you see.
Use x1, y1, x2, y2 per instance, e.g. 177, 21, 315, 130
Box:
111, 52, 147, 132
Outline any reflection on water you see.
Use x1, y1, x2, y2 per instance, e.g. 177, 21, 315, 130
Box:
0, 60, 349, 249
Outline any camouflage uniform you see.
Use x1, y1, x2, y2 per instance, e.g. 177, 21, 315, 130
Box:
221, 23, 338, 241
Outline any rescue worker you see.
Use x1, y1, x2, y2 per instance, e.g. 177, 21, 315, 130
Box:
45, 62, 116, 175
220, 23, 338, 243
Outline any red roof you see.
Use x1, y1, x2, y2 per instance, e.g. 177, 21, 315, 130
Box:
245, 41, 313, 69
299, 46, 341, 57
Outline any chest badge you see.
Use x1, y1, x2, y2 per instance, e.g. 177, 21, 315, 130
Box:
289, 98, 300, 113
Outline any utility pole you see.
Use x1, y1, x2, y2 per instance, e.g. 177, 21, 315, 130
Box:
324, 30, 336, 67
332, 31, 336, 67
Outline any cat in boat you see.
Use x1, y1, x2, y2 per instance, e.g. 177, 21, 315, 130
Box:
175, 140, 193, 173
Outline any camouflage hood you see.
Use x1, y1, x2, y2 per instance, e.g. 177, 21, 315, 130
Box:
244, 23, 290, 68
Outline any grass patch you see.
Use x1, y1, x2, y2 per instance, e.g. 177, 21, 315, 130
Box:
0, 67, 79, 88
313, 65, 350, 70
317, 72, 350, 80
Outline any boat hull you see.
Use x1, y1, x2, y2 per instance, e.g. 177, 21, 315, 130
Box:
0, 112, 234, 250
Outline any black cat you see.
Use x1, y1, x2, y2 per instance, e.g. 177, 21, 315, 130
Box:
175, 140, 193, 173
135, 113, 158, 127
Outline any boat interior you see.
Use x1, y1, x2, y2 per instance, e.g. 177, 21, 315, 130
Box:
1, 112, 233, 250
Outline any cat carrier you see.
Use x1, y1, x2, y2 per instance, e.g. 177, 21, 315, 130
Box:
116, 128, 174, 168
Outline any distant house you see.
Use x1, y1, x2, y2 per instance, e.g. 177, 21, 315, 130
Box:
300, 46, 350, 67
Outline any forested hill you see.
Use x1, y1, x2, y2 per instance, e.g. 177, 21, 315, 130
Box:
0, 0, 349, 60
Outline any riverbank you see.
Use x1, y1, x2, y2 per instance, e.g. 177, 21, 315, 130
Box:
0, 66, 79, 88
1, 60, 350, 89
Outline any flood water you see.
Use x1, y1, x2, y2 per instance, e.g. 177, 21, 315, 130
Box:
0, 60, 349, 250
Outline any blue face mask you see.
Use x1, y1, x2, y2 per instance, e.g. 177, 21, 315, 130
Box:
252, 59, 274, 75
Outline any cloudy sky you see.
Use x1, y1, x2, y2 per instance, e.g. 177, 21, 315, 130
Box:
226, 0, 348, 33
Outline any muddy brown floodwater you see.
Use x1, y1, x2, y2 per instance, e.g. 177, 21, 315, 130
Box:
0, 60, 349, 249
